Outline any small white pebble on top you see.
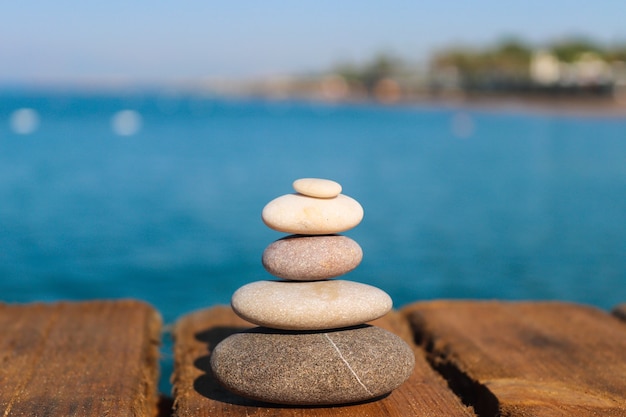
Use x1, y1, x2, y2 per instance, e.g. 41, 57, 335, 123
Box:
293, 178, 342, 198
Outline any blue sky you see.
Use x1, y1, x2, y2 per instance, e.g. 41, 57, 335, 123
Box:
2, 1, 626, 84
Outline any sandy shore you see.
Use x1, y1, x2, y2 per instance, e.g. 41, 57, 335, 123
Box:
395, 93, 626, 118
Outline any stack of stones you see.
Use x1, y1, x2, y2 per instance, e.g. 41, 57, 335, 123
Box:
210, 178, 415, 406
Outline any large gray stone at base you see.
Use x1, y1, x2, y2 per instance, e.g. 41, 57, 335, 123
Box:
210, 325, 415, 405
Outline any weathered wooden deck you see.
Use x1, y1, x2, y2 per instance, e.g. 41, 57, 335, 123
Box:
1, 299, 625, 416
0, 300, 162, 417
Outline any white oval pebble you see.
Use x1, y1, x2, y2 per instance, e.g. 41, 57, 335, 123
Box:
262, 193, 363, 234
293, 178, 342, 198
231, 280, 393, 330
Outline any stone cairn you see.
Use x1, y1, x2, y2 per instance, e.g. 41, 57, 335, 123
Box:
210, 178, 415, 406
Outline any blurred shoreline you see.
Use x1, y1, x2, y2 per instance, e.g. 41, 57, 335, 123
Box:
407, 93, 626, 117
5, 36, 626, 118
5, 35, 626, 119
190, 76, 626, 117
3, 79, 626, 119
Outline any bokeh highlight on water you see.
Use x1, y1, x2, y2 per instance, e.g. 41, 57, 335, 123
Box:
1, 91, 625, 392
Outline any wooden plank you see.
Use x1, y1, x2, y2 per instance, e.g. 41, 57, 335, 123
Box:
403, 300, 626, 417
0, 300, 162, 417
613, 304, 626, 322
172, 305, 475, 417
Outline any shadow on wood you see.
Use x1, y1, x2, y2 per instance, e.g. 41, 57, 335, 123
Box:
192, 326, 259, 406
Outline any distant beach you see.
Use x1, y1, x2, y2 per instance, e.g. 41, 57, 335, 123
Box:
197, 72, 626, 118
408, 93, 626, 117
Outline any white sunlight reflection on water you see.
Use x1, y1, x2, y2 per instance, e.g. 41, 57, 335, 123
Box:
111, 109, 143, 136
9, 108, 40, 135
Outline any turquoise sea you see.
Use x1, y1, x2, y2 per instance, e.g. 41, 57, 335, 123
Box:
1, 91, 625, 392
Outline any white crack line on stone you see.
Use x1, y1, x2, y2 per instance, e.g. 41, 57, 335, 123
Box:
323, 333, 373, 396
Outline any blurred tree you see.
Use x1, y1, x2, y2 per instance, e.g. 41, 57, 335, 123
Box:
549, 38, 603, 62
605, 44, 626, 61
491, 38, 532, 69
431, 38, 532, 89
334, 53, 404, 95
329, 36, 626, 98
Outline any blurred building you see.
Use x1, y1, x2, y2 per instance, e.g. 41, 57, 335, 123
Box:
427, 39, 625, 101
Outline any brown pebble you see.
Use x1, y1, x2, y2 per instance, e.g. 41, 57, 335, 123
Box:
262, 235, 363, 281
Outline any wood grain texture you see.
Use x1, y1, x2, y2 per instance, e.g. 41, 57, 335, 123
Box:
0, 300, 162, 417
172, 305, 475, 417
403, 300, 626, 417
